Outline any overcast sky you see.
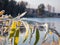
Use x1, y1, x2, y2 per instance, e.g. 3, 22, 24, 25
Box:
15, 0, 60, 13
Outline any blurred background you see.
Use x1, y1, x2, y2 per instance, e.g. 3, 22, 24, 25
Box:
0, 0, 60, 18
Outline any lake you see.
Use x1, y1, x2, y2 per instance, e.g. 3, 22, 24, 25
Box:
19, 18, 60, 45
21, 18, 60, 22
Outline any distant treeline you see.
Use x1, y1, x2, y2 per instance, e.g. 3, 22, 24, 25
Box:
1, 0, 57, 18
0, 0, 27, 17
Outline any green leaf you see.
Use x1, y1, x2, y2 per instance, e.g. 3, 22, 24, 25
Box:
34, 29, 40, 45
14, 28, 20, 45
9, 29, 16, 39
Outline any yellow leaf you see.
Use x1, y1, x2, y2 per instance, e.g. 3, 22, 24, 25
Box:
17, 21, 21, 26
14, 28, 20, 45
23, 29, 29, 43
22, 21, 30, 43
9, 29, 16, 39
11, 21, 17, 29
49, 31, 53, 35
10, 30, 15, 34
15, 37, 19, 43
0, 10, 5, 15
9, 21, 17, 39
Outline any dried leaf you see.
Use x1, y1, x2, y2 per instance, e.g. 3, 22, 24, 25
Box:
22, 21, 30, 43
23, 29, 29, 43
59, 37, 60, 45
29, 28, 33, 43
43, 31, 49, 40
